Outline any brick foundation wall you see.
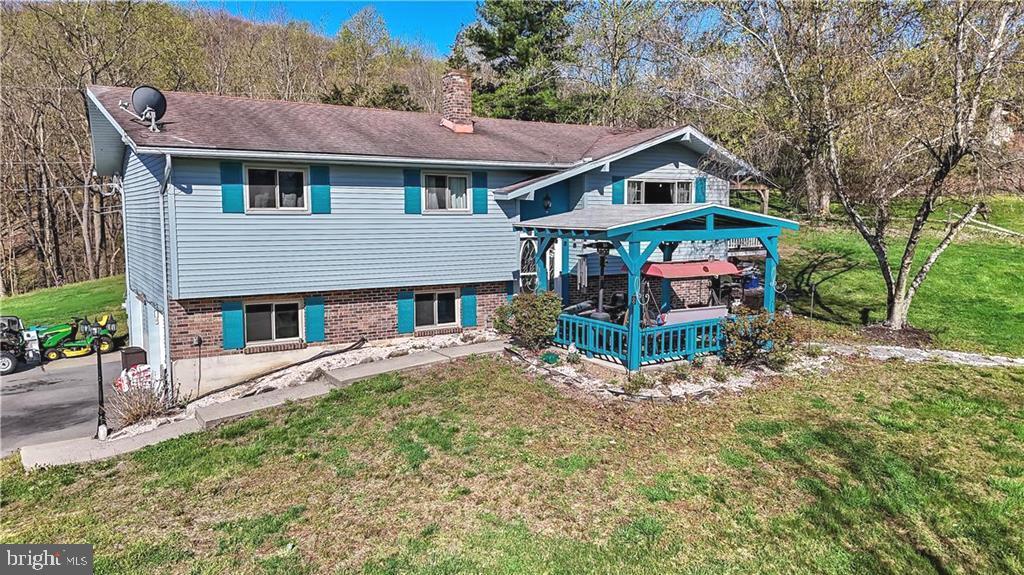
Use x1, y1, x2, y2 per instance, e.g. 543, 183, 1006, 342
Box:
566, 273, 712, 309
168, 281, 507, 361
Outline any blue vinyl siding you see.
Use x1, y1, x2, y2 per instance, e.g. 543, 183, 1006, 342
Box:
304, 296, 325, 342
566, 141, 731, 274
122, 150, 167, 308
461, 287, 477, 327
221, 301, 245, 349
168, 161, 527, 298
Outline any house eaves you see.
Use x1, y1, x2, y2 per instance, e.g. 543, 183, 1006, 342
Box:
493, 126, 764, 201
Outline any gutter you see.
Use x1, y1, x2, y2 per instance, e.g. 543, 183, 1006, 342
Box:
158, 154, 174, 397
133, 146, 575, 170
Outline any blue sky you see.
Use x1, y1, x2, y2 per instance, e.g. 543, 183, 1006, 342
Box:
192, 1, 479, 55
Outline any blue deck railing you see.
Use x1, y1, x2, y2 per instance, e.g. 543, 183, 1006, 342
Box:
554, 314, 629, 362
640, 318, 724, 361
554, 313, 726, 364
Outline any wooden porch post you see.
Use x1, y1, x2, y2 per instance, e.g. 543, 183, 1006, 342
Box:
535, 237, 554, 292
761, 236, 779, 313
627, 241, 642, 372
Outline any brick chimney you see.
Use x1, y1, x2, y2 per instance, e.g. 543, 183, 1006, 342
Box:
441, 70, 474, 133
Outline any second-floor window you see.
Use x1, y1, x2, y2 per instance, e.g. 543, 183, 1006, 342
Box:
627, 180, 692, 204
424, 173, 469, 212
246, 166, 308, 211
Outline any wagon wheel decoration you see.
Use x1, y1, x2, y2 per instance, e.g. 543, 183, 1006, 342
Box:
520, 239, 539, 293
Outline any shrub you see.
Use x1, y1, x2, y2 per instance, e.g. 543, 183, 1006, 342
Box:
565, 350, 582, 364
723, 306, 795, 368
711, 364, 731, 382
109, 385, 165, 427
493, 291, 563, 350
624, 371, 652, 393
670, 362, 691, 381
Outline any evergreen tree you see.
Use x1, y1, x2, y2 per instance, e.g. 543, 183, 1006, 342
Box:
461, 0, 578, 122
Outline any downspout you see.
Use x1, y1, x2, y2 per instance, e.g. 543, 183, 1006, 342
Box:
158, 154, 174, 397
114, 174, 131, 344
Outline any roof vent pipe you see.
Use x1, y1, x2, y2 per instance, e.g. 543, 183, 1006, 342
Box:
440, 70, 474, 134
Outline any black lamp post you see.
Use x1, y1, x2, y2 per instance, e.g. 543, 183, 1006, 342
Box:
88, 320, 108, 440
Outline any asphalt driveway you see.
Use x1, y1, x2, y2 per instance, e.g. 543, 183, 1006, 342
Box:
1, 354, 121, 457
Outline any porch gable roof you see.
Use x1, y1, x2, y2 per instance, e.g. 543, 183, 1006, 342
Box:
513, 204, 799, 239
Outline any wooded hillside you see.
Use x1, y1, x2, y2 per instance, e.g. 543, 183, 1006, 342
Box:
2, 0, 1021, 324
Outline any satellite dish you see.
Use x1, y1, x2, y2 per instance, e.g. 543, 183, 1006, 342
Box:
131, 85, 167, 122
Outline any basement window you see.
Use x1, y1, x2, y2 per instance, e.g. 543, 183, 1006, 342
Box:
245, 166, 308, 211
414, 291, 458, 328
245, 301, 301, 343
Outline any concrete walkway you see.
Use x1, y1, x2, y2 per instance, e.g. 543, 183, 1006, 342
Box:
19, 341, 506, 469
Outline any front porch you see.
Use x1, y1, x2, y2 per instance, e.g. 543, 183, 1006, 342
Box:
514, 204, 799, 371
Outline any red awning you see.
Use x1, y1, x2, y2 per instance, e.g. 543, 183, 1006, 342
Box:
638, 260, 741, 279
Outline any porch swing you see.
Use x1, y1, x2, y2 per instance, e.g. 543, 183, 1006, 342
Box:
633, 260, 741, 327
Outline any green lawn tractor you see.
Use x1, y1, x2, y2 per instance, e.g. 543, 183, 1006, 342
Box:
33, 314, 117, 361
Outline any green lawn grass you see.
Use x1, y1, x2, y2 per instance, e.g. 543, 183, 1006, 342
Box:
2, 356, 1022, 573
780, 228, 1024, 356
777, 195, 1024, 356
0, 274, 126, 330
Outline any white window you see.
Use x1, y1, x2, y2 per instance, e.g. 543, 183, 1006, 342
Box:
626, 180, 693, 204
423, 173, 469, 212
414, 291, 458, 328
244, 301, 302, 343
245, 166, 309, 212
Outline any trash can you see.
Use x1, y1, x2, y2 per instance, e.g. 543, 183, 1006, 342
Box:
121, 346, 147, 370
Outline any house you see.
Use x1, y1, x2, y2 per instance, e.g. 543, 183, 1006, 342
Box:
85, 71, 797, 397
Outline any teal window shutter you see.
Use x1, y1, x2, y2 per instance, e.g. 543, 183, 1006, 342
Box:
404, 169, 421, 214
221, 162, 244, 213
221, 301, 244, 349
397, 291, 415, 333
695, 177, 707, 203
304, 296, 325, 342
472, 171, 488, 214
310, 165, 331, 214
461, 287, 477, 327
611, 176, 625, 204
506, 281, 515, 302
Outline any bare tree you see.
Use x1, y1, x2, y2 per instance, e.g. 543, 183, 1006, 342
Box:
819, 0, 1022, 329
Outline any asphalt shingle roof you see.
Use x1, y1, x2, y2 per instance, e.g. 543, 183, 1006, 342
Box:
88, 85, 679, 166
